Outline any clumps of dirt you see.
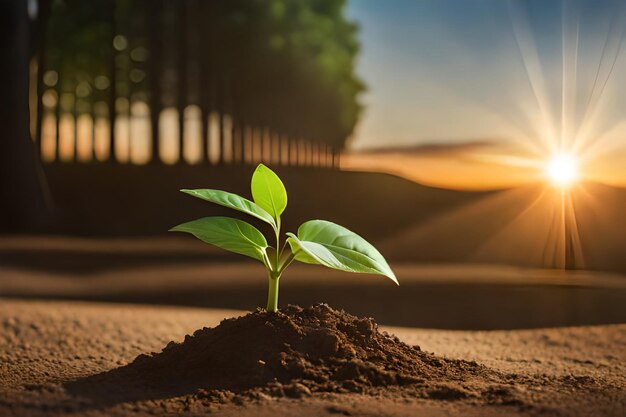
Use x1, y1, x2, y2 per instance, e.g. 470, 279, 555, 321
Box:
146, 303, 479, 391
65, 304, 527, 407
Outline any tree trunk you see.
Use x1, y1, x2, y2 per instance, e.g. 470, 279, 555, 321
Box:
108, 0, 117, 162
197, 0, 211, 164
0, 0, 49, 232
148, 0, 162, 163
177, 0, 187, 163
34, 0, 51, 158
217, 73, 225, 164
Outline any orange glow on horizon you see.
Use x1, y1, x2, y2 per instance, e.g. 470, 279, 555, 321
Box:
341, 145, 626, 191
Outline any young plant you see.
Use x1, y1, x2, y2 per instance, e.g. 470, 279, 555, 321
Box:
170, 163, 397, 312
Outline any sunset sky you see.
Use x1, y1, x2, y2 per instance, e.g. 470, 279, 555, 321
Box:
344, 0, 626, 190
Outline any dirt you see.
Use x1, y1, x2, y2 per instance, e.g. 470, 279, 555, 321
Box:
1, 299, 625, 416
62, 304, 622, 414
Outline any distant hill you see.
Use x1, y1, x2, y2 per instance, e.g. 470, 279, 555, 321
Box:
40, 165, 626, 275
42, 164, 488, 241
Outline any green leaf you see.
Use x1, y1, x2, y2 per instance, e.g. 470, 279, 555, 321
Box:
286, 220, 398, 284
180, 189, 276, 229
251, 164, 287, 222
170, 216, 268, 263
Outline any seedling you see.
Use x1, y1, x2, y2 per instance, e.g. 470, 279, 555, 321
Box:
170, 164, 398, 312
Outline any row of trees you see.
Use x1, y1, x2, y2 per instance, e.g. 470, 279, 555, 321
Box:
35, 0, 364, 163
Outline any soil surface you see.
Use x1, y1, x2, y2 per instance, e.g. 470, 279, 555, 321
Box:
66, 304, 511, 404
1, 300, 625, 417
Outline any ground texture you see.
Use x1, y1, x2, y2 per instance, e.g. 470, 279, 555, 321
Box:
1, 300, 624, 417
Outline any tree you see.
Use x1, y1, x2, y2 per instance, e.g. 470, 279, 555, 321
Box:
40, 0, 364, 161
0, 0, 48, 232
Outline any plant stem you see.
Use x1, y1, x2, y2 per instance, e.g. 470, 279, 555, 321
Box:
265, 219, 282, 313
275, 220, 281, 270
266, 270, 280, 312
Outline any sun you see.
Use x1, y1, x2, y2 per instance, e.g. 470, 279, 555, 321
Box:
545, 154, 580, 187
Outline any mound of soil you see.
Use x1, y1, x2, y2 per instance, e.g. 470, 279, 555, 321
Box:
65, 304, 529, 407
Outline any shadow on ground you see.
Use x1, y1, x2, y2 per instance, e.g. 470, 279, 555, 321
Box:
12, 280, 626, 330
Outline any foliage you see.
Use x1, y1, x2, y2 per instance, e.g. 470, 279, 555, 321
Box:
171, 164, 397, 312
43, 0, 363, 149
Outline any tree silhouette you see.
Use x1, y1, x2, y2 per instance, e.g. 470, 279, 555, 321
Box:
39, 0, 364, 163
0, 0, 48, 231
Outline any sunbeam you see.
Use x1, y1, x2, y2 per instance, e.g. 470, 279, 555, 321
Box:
344, 0, 626, 272
505, 0, 626, 173
507, 0, 559, 153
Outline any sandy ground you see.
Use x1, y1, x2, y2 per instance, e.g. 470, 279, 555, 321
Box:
0, 300, 624, 417
1, 237, 625, 415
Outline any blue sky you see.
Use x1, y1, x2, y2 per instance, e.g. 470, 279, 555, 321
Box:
346, 0, 626, 154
